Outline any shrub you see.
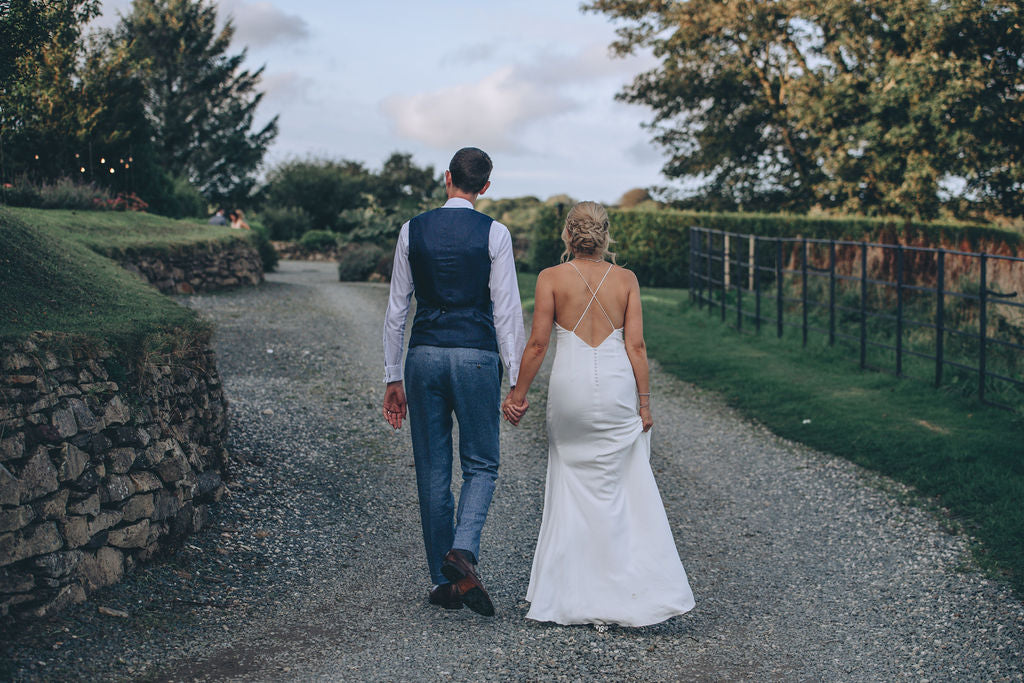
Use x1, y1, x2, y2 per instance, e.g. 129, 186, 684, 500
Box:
1, 180, 43, 208
299, 229, 340, 251
337, 242, 384, 281
248, 222, 279, 273
261, 205, 311, 240
145, 174, 206, 218
38, 178, 112, 210
528, 206, 1024, 287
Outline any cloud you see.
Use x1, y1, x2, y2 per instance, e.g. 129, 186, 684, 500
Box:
381, 66, 576, 152
381, 43, 655, 153
439, 42, 498, 67
259, 71, 315, 106
222, 1, 309, 48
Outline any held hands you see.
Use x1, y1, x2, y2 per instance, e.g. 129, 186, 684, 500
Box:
502, 389, 529, 426
382, 381, 407, 430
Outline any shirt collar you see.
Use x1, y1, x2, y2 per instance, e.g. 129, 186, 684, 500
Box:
443, 197, 474, 209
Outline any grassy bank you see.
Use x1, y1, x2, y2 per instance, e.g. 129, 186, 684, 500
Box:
0, 208, 205, 347
516, 272, 1023, 594
3, 206, 242, 256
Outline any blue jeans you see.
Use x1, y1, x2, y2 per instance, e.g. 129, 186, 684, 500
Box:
405, 345, 501, 585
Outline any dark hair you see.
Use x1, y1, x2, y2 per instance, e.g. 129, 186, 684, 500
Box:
448, 147, 492, 194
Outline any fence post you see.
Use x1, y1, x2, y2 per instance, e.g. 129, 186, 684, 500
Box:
979, 253, 988, 403
749, 235, 756, 290
829, 240, 836, 346
776, 239, 784, 338
720, 233, 727, 322
801, 238, 809, 347
736, 238, 743, 331
754, 236, 762, 333
860, 242, 868, 369
935, 250, 945, 387
896, 244, 904, 376
688, 227, 695, 302
706, 231, 713, 317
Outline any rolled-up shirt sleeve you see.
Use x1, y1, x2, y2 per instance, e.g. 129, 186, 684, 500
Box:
383, 222, 413, 383
489, 222, 526, 386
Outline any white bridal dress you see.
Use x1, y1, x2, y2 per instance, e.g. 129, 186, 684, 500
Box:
525, 264, 695, 627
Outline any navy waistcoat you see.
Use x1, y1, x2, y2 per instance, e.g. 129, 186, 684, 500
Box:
408, 207, 497, 353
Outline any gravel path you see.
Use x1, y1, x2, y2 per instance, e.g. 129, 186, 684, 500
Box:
2, 260, 1022, 681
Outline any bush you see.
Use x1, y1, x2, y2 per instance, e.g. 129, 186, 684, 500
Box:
299, 229, 340, 251
261, 205, 311, 240
337, 243, 384, 281
527, 206, 1024, 287
145, 174, 206, 219
248, 222, 279, 273
1, 177, 116, 210
39, 178, 112, 209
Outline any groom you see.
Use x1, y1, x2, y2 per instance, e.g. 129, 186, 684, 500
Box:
381, 147, 525, 616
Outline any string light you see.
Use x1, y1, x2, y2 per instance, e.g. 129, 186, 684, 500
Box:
109, 168, 115, 174
100, 157, 105, 164
125, 164, 130, 169
34, 154, 39, 160
79, 167, 85, 173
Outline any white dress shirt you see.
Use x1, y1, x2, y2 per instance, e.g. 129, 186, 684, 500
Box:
382, 197, 526, 386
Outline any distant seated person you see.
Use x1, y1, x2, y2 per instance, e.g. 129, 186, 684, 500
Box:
229, 209, 251, 230
208, 208, 229, 226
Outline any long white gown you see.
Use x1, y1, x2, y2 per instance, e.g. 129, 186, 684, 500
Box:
525, 264, 695, 627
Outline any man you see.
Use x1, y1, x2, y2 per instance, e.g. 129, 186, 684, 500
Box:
382, 147, 525, 616
208, 208, 228, 226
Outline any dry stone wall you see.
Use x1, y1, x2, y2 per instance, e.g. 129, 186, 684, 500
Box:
120, 240, 263, 294
0, 334, 228, 620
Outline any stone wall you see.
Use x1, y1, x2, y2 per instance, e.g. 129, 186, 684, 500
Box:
120, 240, 263, 294
0, 333, 228, 620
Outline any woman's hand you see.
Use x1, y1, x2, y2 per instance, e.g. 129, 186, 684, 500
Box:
502, 390, 529, 426
639, 405, 653, 432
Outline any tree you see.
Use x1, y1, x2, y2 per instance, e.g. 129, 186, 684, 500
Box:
0, 0, 101, 184
109, 0, 277, 205
261, 158, 370, 232
586, 0, 1024, 218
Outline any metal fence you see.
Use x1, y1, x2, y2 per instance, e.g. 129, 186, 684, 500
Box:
689, 227, 1024, 409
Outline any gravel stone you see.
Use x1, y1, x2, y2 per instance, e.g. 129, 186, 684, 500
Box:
1, 260, 1020, 681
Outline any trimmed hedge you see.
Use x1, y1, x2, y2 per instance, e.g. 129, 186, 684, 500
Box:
528, 208, 1024, 287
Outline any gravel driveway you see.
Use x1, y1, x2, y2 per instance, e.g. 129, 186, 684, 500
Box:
2, 260, 1022, 681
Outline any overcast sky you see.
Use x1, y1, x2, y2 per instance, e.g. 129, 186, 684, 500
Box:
96, 0, 667, 203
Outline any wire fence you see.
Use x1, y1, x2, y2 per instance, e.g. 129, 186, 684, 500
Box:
689, 227, 1024, 410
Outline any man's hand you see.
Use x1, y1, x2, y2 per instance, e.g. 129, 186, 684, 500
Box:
502, 390, 529, 426
383, 381, 407, 430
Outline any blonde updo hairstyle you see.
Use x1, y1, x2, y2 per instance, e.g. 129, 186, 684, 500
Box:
560, 201, 616, 264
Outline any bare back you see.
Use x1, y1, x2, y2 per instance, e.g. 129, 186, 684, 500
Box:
550, 261, 632, 347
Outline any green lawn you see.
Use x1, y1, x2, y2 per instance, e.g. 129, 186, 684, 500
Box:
3, 206, 241, 256
0, 208, 207, 347
517, 271, 1024, 594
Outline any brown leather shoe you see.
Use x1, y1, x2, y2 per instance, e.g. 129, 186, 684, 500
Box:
441, 549, 494, 617
428, 583, 463, 610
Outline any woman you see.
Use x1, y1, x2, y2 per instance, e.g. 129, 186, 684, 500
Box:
229, 209, 251, 230
502, 201, 695, 628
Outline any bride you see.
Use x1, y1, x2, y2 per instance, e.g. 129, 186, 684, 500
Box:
502, 201, 695, 627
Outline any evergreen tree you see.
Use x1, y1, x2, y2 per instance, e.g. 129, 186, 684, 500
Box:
110, 0, 277, 205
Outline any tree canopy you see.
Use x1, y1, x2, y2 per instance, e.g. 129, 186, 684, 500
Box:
586, 0, 1024, 218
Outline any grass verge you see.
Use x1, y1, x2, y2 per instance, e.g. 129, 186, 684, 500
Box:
3, 206, 242, 257
0, 208, 203, 348
517, 271, 1024, 594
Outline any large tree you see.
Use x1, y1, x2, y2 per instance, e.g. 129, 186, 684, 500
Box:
108, 0, 277, 205
0, 0, 101, 184
586, 0, 1024, 218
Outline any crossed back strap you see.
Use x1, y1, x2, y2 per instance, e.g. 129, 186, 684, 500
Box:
567, 262, 616, 333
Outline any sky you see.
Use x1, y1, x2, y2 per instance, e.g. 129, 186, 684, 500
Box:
95, 0, 667, 203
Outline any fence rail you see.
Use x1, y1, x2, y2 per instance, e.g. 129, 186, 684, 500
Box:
689, 227, 1024, 409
